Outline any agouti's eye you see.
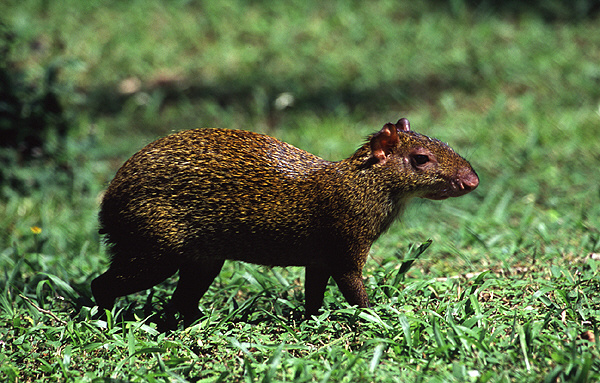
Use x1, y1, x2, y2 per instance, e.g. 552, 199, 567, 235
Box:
412, 154, 430, 166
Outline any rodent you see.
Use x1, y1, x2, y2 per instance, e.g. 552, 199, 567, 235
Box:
91, 118, 478, 326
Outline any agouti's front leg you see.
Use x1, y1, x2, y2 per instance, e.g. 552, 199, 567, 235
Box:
331, 268, 371, 309
304, 256, 371, 317
304, 266, 331, 318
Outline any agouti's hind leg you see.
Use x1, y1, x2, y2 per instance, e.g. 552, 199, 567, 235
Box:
304, 266, 331, 318
331, 268, 371, 309
170, 259, 224, 327
91, 256, 180, 311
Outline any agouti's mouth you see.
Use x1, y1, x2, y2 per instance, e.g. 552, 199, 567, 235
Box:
425, 194, 450, 200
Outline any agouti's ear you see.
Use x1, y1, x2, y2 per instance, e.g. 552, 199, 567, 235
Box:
370, 123, 400, 163
396, 118, 411, 132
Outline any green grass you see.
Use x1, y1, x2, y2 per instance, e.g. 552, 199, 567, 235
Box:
1, 0, 600, 381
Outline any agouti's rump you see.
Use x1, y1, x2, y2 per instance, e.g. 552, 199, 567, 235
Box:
92, 118, 478, 326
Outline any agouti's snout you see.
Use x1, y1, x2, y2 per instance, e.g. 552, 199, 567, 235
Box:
92, 118, 478, 327
426, 166, 479, 200
458, 167, 480, 193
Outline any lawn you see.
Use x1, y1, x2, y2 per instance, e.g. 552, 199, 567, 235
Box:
1, 0, 599, 381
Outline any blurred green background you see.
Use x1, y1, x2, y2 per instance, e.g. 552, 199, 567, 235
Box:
1, 0, 599, 380
2, 0, 598, 273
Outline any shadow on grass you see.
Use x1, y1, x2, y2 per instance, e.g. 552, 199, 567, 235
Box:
85, 71, 478, 119
430, 0, 600, 21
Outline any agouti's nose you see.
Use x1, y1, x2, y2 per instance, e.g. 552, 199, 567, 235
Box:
459, 167, 479, 191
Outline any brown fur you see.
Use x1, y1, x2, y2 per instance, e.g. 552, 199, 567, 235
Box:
91, 118, 478, 326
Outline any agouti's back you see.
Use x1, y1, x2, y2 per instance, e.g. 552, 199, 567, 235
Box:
92, 119, 478, 327
100, 128, 334, 267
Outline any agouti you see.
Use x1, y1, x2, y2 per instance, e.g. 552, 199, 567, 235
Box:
92, 118, 478, 326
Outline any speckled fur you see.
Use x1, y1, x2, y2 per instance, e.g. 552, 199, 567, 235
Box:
92, 120, 478, 326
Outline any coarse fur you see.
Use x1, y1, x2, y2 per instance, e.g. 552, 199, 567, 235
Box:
92, 118, 479, 326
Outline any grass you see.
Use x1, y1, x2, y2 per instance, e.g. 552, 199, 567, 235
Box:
1, 0, 600, 381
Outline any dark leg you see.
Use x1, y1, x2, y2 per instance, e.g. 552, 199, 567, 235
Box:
91, 255, 179, 311
331, 269, 371, 309
170, 259, 224, 327
304, 266, 331, 318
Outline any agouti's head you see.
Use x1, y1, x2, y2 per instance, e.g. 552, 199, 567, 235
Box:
367, 118, 479, 200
